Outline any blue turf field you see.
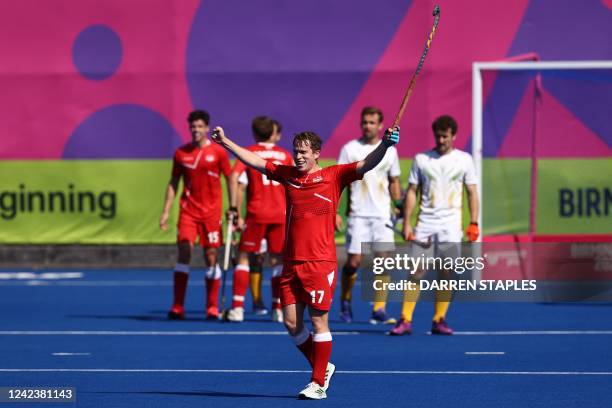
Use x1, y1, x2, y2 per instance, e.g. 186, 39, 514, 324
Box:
1, 268, 611, 407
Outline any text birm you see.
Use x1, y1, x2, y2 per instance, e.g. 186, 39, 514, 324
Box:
0, 184, 116, 220
559, 188, 611, 218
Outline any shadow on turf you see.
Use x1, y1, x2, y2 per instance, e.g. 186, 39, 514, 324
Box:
86, 390, 295, 399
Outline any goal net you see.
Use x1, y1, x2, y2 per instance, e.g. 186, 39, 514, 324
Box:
472, 61, 612, 243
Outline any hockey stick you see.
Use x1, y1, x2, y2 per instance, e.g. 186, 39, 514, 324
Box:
219, 214, 235, 317
385, 222, 433, 249
391, 5, 441, 128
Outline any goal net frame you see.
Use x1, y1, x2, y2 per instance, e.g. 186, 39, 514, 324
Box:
471, 60, 612, 242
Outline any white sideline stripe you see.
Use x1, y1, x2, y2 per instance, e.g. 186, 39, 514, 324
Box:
451, 331, 612, 335
0, 280, 276, 287
0, 281, 181, 287
52, 353, 91, 356
0, 331, 360, 336
0, 272, 83, 280
1, 330, 610, 336
1, 369, 611, 376
465, 352, 505, 355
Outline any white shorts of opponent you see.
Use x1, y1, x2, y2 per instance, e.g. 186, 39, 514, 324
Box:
412, 224, 463, 260
346, 216, 395, 255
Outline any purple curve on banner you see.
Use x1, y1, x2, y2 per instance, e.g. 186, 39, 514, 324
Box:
185, 0, 411, 151
72, 24, 123, 81
62, 104, 183, 159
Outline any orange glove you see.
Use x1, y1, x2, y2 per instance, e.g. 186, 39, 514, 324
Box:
465, 222, 480, 242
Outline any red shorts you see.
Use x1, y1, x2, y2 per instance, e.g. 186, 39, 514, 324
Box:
280, 260, 337, 311
177, 213, 222, 248
239, 221, 285, 253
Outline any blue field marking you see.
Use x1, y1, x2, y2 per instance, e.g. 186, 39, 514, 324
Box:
1, 268, 612, 407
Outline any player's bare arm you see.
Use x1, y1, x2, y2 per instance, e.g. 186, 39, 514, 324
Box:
335, 186, 349, 231
225, 171, 237, 220
234, 174, 247, 231
389, 176, 402, 202
229, 171, 240, 210
466, 184, 479, 224
211, 127, 268, 174
402, 183, 417, 240
465, 183, 480, 241
160, 175, 180, 231
389, 176, 402, 215
355, 127, 400, 176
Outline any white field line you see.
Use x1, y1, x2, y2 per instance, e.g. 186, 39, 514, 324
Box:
0, 368, 611, 376
465, 352, 506, 355
0, 280, 280, 286
1, 330, 611, 336
450, 331, 612, 335
0, 331, 359, 336
52, 353, 91, 356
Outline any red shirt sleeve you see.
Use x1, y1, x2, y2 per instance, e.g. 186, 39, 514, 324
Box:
335, 162, 362, 189
171, 152, 182, 178
233, 159, 246, 175
265, 161, 294, 183
284, 150, 294, 166
218, 148, 232, 177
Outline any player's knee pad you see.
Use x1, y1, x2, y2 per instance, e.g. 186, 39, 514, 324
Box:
342, 264, 358, 276
174, 263, 190, 274
205, 264, 222, 279
271, 265, 283, 278
247, 254, 263, 273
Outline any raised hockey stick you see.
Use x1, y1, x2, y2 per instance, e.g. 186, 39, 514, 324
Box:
391, 5, 441, 128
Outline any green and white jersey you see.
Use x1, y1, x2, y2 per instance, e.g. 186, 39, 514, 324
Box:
408, 149, 477, 230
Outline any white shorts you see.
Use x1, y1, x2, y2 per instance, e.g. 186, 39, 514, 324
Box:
411, 224, 462, 261
414, 224, 463, 243
346, 216, 395, 255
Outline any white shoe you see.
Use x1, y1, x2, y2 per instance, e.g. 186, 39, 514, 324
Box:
298, 382, 327, 400
225, 307, 244, 322
323, 362, 335, 392
271, 308, 283, 323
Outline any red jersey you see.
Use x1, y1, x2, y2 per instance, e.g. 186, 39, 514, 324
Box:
172, 141, 231, 221
233, 143, 293, 224
265, 162, 362, 262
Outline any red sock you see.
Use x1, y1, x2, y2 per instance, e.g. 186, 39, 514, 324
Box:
271, 276, 282, 310
293, 328, 313, 367
232, 264, 249, 308
311, 333, 332, 386
173, 272, 189, 306
172, 263, 190, 306
206, 278, 220, 311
